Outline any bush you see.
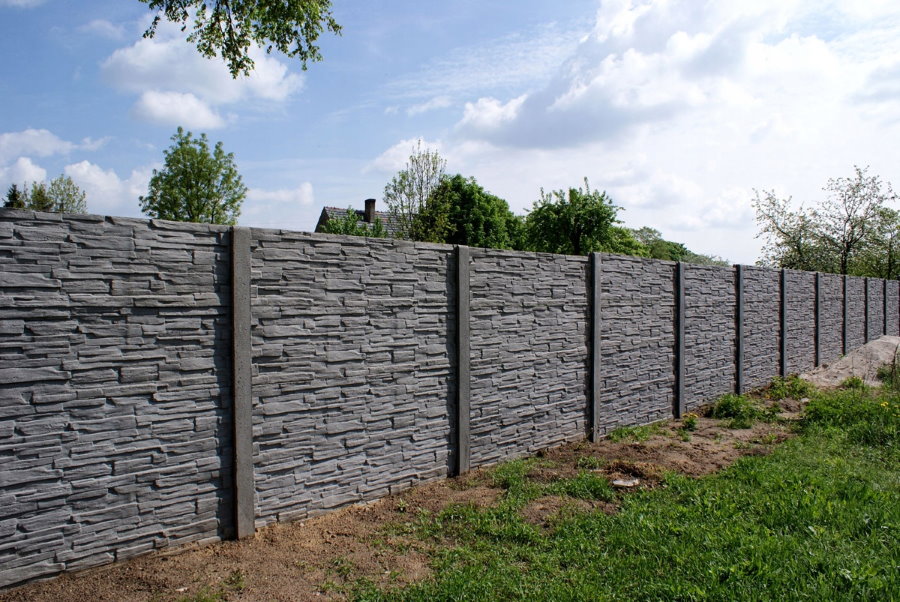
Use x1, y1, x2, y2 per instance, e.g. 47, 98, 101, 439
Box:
767, 375, 815, 400
709, 394, 763, 429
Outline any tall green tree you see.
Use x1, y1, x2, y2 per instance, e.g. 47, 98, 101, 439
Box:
383, 140, 446, 240
322, 208, 388, 238
140, 127, 247, 225
4, 184, 25, 209
413, 174, 521, 249
523, 179, 622, 256
46, 175, 87, 214
631, 226, 729, 265
139, 0, 341, 77
753, 166, 896, 275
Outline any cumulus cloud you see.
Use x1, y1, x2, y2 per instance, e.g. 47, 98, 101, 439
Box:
0, 0, 46, 7
367, 137, 446, 173
407, 96, 453, 116
64, 160, 153, 217
78, 19, 126, 40
242, 182, 316, 230
0, 129, 75, 163
131, 91, 227, 129
0, 157, 47, 190
101, 21, 303, 126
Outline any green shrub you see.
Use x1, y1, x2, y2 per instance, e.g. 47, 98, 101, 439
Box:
709, 393, 764, 428
767, 375, 815, 400
839, 376, 867, 391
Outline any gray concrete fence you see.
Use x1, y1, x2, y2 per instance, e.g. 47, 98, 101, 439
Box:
2, 208, 898, 589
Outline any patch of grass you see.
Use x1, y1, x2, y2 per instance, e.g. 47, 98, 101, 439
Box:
767, 375, 815, 400
802, 387, 900, 448
546, 471, 615, 501
681, 412, 699, 431
608, 421, 664, 442
575, 455, 604, 470
359, 387, 899, 601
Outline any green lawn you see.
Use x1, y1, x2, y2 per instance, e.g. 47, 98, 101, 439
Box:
356, 385, 899, 601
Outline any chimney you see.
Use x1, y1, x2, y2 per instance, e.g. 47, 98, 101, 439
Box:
364, 198, 376, 223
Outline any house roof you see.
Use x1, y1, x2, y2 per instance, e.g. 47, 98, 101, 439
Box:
315, 205, 403, 237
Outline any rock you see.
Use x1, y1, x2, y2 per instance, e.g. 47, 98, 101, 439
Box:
612, 478, 640, 488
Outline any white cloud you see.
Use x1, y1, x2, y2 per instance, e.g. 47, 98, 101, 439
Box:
79, 19, 126, 40
367, 138, 445, 173
0, 0, 46, 7
132, 91, 226, 129
0, 129, 74, 163
64, 160, 153, 217
0, 157, 47, 190
101, 21, 303, 126
407, 96, 453, 116
242, 182, 316, 229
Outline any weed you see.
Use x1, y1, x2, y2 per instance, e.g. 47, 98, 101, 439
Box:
330, 556, 356, 579
608, 422, 664, 443
709, 393, 763, 428
681, 412, 699, 431
767, 375, 815, 400
396, 498, 408, 513
840, 375, 868, 390
224, 569, 245, 591
575, 456, 604, 470
678, 429, 692, 442
176, 587, 223, 602
547, 471, 615, 501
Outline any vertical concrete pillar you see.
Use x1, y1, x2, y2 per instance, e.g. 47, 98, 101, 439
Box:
675, 262, 686, 418
590, 253, 602, 441
734, 264, 744, 394
883, 279, 888, 336
456, 245, 471, 474
780, 268, 788, 377
231, 226, 255, 539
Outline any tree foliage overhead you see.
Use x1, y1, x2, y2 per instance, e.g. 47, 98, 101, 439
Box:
414, 174, 522, 249
321, 208, 388, 238
139, 0, 341, 77
383, 140, 446, 240
4, 176, 87, 214
140, 127, 246, 225
523, 179, 622, 256
632, 226, 729, 266
754, 166, 898, 277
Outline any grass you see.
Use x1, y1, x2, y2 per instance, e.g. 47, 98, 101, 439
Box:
707, 393, 776, 428
607, 421, 665, 442
355, 384, 899, 601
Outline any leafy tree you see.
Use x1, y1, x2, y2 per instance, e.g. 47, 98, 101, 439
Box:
4, 184, 25, 209
139, 0, 341, 77
413, 174, 521, 249
46, 175, 87, 214
383, 140, 446, 240
322, 208, 388, 238
523, 179, 622, 256
631, 226, 729, 265
850, 207, 900, 280
753, 166, 897, 275
140, 127, 247, 225
607, 226, 649, 257
26, 182, 54, 213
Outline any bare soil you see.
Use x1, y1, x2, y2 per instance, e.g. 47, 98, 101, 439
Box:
1, 403, 795, 602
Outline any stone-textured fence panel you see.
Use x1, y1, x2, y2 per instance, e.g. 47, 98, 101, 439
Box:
888, 281, 900, 337
820, 273, 845, 365
742, 266, 781, 390
597, 255, 676, 432
468, 250, 589, 467
684, 265, 736, 410
0, 212, 233, 587
846, 277, 866, 350
249, 232, 456, 526
867, 278, 884, 342
786, 270, 816, 375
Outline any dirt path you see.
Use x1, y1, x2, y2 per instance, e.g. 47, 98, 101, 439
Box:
1, 402, 796, 602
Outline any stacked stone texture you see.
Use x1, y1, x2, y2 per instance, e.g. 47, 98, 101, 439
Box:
887, 281, 900, 336
683, 265, 736, 409
249, 231, 455, 526
597, 255, 675, 432
742, 267, 781, 390
845, 277, 866, 350
786, 270, 816, 374
819, 273, 845, 365
467, 250, 589, 467
0, 210, 233, 589
867, 279, 885, 341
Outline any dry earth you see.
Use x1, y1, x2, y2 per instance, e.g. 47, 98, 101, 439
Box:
1, 404, 795, 602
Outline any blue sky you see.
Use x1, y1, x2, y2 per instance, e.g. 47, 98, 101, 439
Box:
2, 0, 900, 263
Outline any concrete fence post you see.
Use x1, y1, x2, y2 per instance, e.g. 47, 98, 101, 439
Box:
590, 253, 603, 441
734, 264, 744, 394
675, 262, 686, 418
883, 279, 888, 336
780, 268, 788, 377
230, 226, 255, 539
456, 245, 471, 475
815, 272, 822, 367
